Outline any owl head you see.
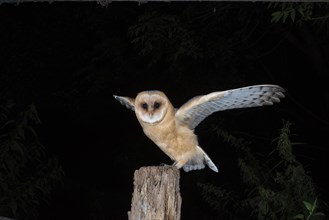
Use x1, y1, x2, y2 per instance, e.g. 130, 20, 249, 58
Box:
134, 91, 169, 124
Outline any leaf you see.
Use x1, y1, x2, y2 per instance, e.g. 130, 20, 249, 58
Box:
0, 119, 15, 129
312, 197, 317, 212
271, 11, 283, 23
293, 214, 304, 219
283, 11, 289, 23
303, 201, 313, 212
313, 212, 325, 216
267, 2, 280, 9
297, 7, 305, 17
281, 2, 287, 10
290, 9, 296, 22
267, 2, 274, 9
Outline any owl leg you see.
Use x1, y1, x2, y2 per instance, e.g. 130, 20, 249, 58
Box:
173, 159, 188, 169
160, 163, 172, 167
159, 162, 180, 170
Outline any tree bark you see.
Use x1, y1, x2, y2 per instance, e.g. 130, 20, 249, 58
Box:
128, 166, 182, 220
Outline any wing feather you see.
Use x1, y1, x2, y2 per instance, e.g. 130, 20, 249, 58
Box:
113, 95, 135, 111
175, 85, 285, 129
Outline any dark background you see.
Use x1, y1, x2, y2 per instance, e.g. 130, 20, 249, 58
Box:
0, 2, 328, 220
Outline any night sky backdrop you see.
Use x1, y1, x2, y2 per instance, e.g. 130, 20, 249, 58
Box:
0, 2, 328, 220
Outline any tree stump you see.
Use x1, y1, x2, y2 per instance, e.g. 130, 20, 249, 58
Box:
128, 166, 182, 220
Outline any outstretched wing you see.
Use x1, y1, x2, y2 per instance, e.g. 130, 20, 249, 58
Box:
175, 85, 285, 130
113, 95, 135, 111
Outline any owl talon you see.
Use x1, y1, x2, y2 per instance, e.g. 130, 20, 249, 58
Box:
173, 160, 187, 169
160, 163, 171, 167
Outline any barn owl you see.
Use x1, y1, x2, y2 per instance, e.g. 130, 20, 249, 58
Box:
114, 85, 285, 172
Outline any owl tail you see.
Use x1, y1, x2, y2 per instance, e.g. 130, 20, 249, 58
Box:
198, 146, 218, 173
182, 146, 218, 172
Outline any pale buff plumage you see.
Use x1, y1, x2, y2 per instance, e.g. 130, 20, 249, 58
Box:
114, 85, 285, 172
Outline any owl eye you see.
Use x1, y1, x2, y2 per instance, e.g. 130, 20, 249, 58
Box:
153, 102, 161, 109
141, 103, 148, 110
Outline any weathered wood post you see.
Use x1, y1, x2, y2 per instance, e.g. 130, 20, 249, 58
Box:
128, 166, 182, 220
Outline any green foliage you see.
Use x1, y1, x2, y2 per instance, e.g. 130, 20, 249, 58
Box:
128, 11, 202, 66
198, 182, 243, 219
0, 102, 64, 219
293, 198, 325, 220
269, 2, 313, 23
199, 121, 326, 220
269, 2, 329, 25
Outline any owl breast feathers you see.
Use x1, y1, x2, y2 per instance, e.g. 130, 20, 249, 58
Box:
114, 84, 285, 172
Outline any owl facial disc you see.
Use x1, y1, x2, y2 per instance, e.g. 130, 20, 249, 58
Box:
135, 91, 168, 124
